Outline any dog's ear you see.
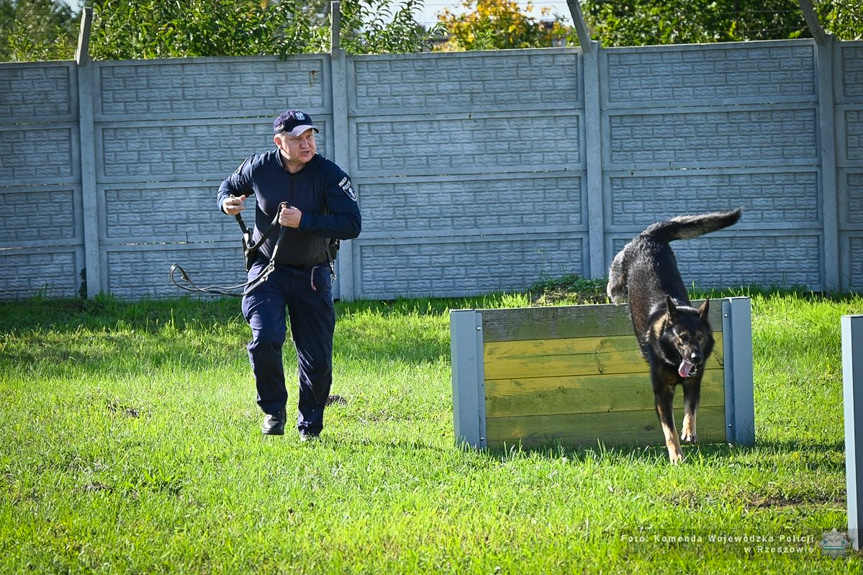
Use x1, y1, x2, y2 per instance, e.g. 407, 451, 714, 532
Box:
666, 295, 678, 319
697, 298, 710, 319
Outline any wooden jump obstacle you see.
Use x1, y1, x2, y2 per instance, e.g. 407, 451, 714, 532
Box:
451, 297, 755, 450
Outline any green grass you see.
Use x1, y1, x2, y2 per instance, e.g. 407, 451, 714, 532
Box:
2, 284, 863, 573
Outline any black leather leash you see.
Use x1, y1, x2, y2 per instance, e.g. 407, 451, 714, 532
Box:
170, 201, 288, 298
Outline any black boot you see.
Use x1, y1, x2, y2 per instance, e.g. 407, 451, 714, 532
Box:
261, 410, 286, 435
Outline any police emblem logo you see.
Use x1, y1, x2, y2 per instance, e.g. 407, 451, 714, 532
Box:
819, 529, 851, 558
339, 177, 358, 201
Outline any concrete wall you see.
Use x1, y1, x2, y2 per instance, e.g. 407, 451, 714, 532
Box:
348, 50, 585, 299
1, 38, 861, 300
603, 42, 825, 290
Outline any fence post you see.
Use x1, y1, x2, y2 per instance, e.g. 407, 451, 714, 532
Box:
329, 1, 356, 301
566, 1, 605, 280
798, 1, 840, 291
331, 0, 341, 52
76, 7, 101, 298
842, 315, 863, 550
583, 44, 604, 279
817, 36, 840, 291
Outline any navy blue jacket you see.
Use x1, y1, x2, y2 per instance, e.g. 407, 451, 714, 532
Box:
217, 151, 361, 267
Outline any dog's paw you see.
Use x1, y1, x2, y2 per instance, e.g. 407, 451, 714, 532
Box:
667, 446, 685, 465
681, 414, 698, 444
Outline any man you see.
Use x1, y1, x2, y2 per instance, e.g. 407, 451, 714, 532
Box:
217, 109, 361, 440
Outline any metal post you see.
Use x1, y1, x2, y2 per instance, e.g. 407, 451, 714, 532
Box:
451, 310, 486, 448
722, 298, 755, 445
842, 315, 863, 550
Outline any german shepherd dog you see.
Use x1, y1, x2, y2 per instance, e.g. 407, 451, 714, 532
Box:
607, 209, 742, 464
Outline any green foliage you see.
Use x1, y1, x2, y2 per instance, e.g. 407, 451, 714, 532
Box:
580, 0, 863, 46
0, 0, 441, 62
4, 0, 862, 62
339, 0, 445, 54
0, 0, 78, 62
581, 0, 801, 46
819, 0, 863, 40
89, 0, 314, 59
88, 0, 440, 59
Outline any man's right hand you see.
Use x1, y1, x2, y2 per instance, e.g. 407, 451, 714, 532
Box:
224, 195, 246, 215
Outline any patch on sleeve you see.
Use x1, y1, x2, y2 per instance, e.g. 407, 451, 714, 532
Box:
338, 176, 357, 202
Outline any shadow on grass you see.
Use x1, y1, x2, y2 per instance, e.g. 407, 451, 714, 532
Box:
0, 294, 243, 333
472, 438, 846, 471
2, 327, 246, 379
0, 296, 250, 377
1, 295, 497, 380
316, 436, 453, 457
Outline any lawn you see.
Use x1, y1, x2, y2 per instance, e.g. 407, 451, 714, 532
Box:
1, 282, 862, 573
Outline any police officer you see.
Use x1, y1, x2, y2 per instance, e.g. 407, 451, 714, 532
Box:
217, 109, 361, 439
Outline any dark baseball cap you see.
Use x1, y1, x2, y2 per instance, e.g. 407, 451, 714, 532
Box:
273, 109, 319, 136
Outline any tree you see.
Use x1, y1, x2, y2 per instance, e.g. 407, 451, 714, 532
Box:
0, 0, 442, 62
89, 0, 312, 59
578, 0, 863, 47
338, 0, 445, 54
819, 0, 863, 40
0, 0, 79, 62
87, 0, 441, 60
436, 0, 569, 51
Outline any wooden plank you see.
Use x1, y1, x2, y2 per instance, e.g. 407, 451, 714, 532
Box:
480, 304, 632, 341
485, 405, 728, 449
484, 333, 724, 380
486, 368, 725, 418
479, 300, 724, 343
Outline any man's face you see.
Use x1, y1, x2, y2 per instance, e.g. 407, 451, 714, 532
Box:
275, 129, 316, 169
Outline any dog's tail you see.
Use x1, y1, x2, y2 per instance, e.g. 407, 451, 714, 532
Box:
642, 208, 742, 243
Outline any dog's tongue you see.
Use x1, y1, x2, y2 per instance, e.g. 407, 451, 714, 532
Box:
679, 359, 694, 378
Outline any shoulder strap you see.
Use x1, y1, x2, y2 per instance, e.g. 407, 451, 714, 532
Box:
236, 211, 280, 252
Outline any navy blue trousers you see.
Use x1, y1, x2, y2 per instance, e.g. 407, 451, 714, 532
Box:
241, 259, 335, 435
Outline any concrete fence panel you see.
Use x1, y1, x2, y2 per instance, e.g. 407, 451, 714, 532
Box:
1, 39, 860, 300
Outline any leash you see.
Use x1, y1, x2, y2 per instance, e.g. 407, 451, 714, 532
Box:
170, 201, 288, 298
